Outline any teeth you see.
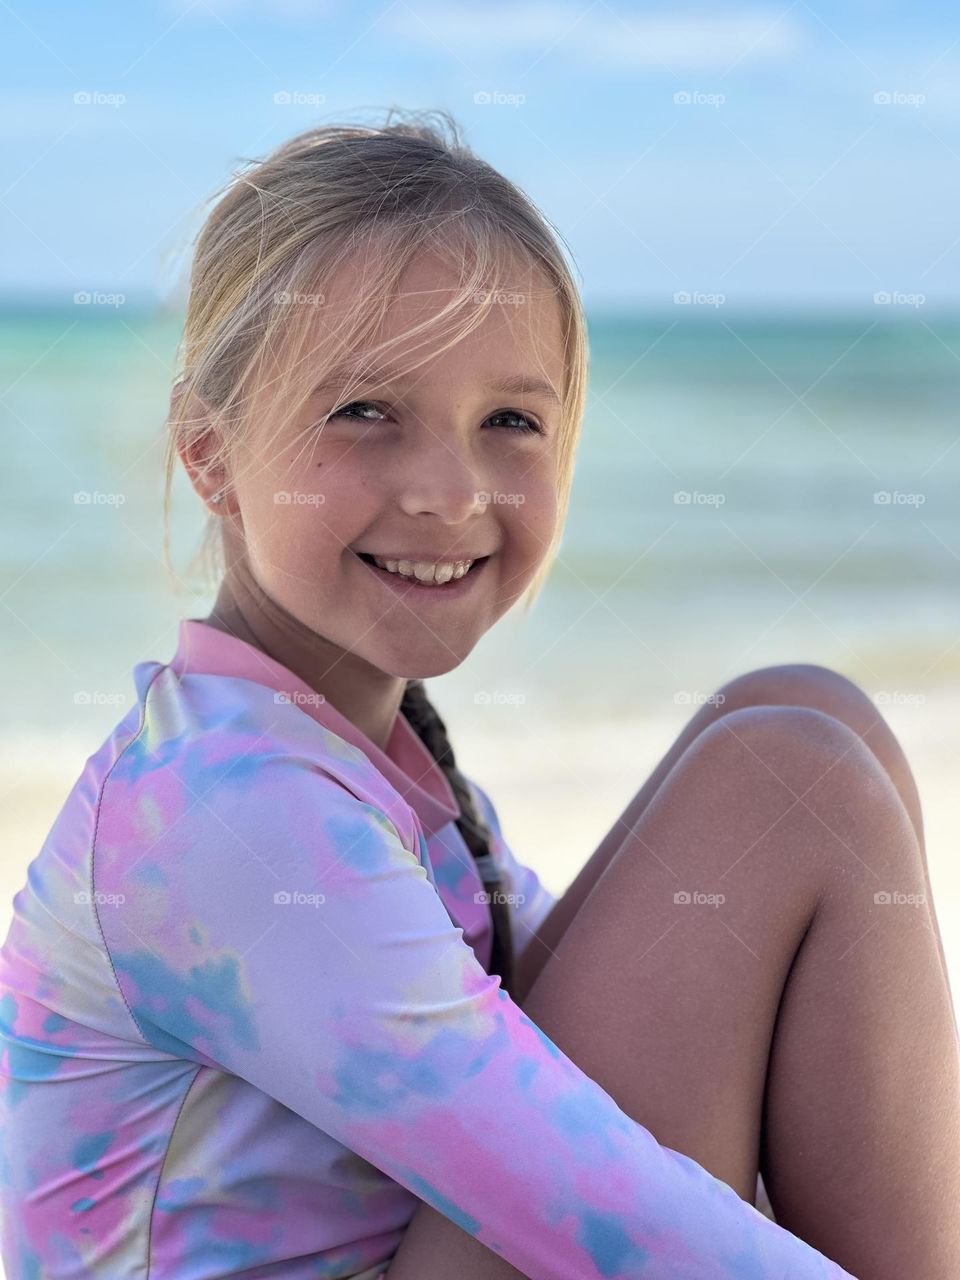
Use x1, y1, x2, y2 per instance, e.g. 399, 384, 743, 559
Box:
371, 555, 475, 584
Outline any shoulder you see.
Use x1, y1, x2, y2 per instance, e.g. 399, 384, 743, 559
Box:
94, 694, 431, 980
103, 660, 420, 853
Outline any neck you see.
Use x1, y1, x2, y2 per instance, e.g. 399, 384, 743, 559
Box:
201, 560, 406, 753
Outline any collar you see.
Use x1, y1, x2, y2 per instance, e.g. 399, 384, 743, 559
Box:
169, 618, 461, 838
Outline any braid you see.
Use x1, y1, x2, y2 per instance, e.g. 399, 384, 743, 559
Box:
400, 678, 515, 997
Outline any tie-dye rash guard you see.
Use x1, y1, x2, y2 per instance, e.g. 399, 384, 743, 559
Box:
0, 620, 857, 1280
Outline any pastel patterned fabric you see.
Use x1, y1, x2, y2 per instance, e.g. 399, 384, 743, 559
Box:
0, 619, 855, 1278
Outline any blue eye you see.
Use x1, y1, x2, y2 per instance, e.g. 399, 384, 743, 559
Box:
330, 401, 386, 423
329, 402, 544, 436
486, 409, 544, 436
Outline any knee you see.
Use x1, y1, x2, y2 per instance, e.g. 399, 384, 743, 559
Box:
687, 703, 900, 814
687, 705, 921, 871
637, 705, 921, 891
691, 701, 853, 757
712, 664, 892, 745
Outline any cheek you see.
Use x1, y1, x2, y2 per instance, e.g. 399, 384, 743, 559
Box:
511, 472, 559, 549
241, 496, 336, 584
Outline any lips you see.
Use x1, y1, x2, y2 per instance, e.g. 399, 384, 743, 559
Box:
353, 549, 490, 594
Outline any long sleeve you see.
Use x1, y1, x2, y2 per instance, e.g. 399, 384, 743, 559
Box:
97, 754, 856, 1280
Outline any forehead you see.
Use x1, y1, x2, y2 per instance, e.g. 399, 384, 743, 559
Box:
307, 246, 566, 389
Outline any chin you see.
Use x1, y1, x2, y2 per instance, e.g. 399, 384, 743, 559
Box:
376, 644, 474, 682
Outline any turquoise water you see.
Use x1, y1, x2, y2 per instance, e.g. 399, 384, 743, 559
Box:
2, 305, 959, 739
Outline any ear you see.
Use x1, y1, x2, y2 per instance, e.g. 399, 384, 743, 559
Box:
171, 383, 236, 516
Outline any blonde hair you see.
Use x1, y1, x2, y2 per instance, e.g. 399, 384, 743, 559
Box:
162, 108, 590, 995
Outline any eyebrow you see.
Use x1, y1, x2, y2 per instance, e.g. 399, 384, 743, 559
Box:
310, 371, 561, 406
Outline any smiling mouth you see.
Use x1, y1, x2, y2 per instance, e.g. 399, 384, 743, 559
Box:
354, 550, 490, 589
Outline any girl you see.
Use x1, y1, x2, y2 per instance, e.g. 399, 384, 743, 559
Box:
1, 110, 958, 1280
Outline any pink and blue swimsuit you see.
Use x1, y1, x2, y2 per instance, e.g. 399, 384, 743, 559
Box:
0, 618, 856, 1277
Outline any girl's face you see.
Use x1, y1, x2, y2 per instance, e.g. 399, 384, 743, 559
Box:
226, 250, 566, 680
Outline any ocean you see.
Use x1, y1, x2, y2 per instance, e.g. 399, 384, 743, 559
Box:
2, 303, 958, 742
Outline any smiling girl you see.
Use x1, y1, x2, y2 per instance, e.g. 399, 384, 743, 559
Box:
1, 110, 958, 1280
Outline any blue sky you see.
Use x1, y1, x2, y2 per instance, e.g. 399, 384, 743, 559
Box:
3, 1, 960, 309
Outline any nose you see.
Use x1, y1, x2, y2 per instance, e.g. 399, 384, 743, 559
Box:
395, 435, 486, 524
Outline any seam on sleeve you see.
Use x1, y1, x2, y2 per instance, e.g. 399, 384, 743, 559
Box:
90, 662, 168, 1048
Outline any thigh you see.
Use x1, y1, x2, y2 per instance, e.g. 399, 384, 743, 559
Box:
514, 661, 929, 1005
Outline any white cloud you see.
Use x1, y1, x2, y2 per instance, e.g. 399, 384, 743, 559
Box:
384, 5, 806, 73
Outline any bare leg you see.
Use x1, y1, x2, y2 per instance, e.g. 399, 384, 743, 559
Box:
516, 662, 945, 1005
386, 705, 960, 1279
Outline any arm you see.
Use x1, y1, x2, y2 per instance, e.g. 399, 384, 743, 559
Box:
103, 757, 855, 1280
